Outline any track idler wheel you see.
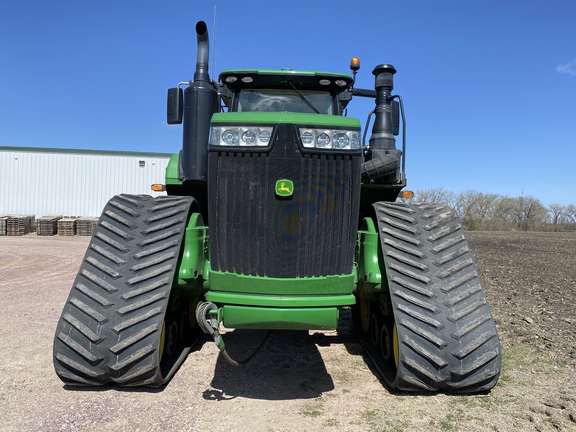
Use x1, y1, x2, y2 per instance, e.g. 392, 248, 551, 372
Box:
359, 299, 371, 334
369, 310, 381, 347
379, 320, 399, 369
164, 319, 179, 359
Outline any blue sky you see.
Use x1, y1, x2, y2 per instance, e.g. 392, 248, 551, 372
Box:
2, 1, 575, 206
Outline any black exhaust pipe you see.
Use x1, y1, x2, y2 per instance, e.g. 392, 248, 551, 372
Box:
361, 64, 402, 183
194, 21, 210, 83
181, 21, 219, 181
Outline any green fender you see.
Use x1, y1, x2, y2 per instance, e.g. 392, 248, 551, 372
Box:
177, 212, 208, 288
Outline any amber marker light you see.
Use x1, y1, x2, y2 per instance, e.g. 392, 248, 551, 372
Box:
400, 191, 414, 199
350, 57, 361, 72
151, 184, 166, 192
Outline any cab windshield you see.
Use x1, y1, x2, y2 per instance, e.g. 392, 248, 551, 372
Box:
236, 88, 335, 114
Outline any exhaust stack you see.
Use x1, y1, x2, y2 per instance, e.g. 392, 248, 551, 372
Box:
181, 21, 219, 181
194, 21, 210, 83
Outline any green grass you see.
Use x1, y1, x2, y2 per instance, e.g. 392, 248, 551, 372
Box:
427, 405, 471, 432
351, 409, 408, 432
360, 409, 380, 422
302, 410, 322, 418
497, 344, 567, 388
323, 418, 339, 427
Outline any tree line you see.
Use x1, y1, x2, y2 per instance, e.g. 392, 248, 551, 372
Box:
409, 188, 576, 231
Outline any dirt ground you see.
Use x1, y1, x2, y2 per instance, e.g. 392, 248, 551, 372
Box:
0, 231, 575, 432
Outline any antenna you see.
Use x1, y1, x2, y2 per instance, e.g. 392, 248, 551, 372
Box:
211, 5, 217, 77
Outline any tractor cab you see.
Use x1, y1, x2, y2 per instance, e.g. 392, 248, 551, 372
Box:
217, 70, 353, 115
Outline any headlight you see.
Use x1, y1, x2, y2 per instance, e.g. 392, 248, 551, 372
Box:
210, 126, 273, 147
298, 128, 361, 150
222, 129, 239, 146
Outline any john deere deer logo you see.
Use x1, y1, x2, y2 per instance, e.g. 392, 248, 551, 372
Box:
275, 179, 294, 197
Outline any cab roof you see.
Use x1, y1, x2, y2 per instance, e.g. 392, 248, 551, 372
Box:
218, 69, 354, 91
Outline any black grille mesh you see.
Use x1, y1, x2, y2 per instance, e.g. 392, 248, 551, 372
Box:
208, 124, 361, 278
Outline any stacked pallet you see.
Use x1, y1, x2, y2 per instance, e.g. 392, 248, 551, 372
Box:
76, 217, 99, 236
37, 215, 63, 236
58, 218, 78, 236
28, 215, 37, 233
0, 215, 8, 235
6, 215, 33, 236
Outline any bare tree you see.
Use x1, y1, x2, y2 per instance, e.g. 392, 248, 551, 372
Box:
490, 196, 518, 230
566, 204, 576, 224
413, 188, 572, 231
547, 203, 568, 231
517, 196, 547, 231
415, 188, 457, 208
455, 191, 500, 230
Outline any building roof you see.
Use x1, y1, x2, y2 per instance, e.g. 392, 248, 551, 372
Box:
0, 146, 173, 158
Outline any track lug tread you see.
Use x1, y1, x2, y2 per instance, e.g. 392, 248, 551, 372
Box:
430, 234, 466, 254
121, 278, 171, 300
100, 220, 132, 240
437, 258, 474, 279
133, 240, 179, 260
444, 284, 482, 307
397, 317, 446, 348
62, 313, 103, 343
396, 303, 443, 328
381, 227, 421, 246
138, 229, 182, 247
57, 332, 104, 364
383, 238, 424, 258
85, 256, 121, 278
112, 307, 163, 331
433, 245, 469, 265
74, 283, 113, 307
68, 298, 108, 323
55, 353, 105, 379
109, 324, 160, 354
103, 209, 134, 228
391, 275, 435, 298
108, 200, 140, 217
116, 293, 167, 315
93, 232, 129, 252
402, 335, 448, 368
109, 345, 156, 372
130, 252, 177, 272
385, 250, 429, 272
393, 290, 439, 313
80, 269, 118, 293
90, 244, 126, 265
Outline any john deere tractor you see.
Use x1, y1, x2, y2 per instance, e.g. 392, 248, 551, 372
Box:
53, 21, 501, 392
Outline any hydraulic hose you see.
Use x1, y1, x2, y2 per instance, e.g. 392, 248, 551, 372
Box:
196, 301, 271, 367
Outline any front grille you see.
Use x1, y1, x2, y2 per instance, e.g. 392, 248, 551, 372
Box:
208, 124, 361, 278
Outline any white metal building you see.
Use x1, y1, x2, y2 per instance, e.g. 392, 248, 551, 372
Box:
0, 146, 172, 217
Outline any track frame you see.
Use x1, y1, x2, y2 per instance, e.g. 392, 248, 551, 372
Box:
53, 194, 201, 387
355, 202, 502, 393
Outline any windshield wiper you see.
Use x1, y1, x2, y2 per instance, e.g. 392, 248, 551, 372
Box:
285, 81, 320, 114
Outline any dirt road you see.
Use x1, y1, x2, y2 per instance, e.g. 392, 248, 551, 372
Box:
0, 232, 574, 431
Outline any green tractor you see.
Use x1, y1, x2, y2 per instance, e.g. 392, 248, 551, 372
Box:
53, 21, 501, 392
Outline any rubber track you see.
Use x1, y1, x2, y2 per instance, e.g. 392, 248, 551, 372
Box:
372, 202, 501, 393
53, 194, 193, 387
